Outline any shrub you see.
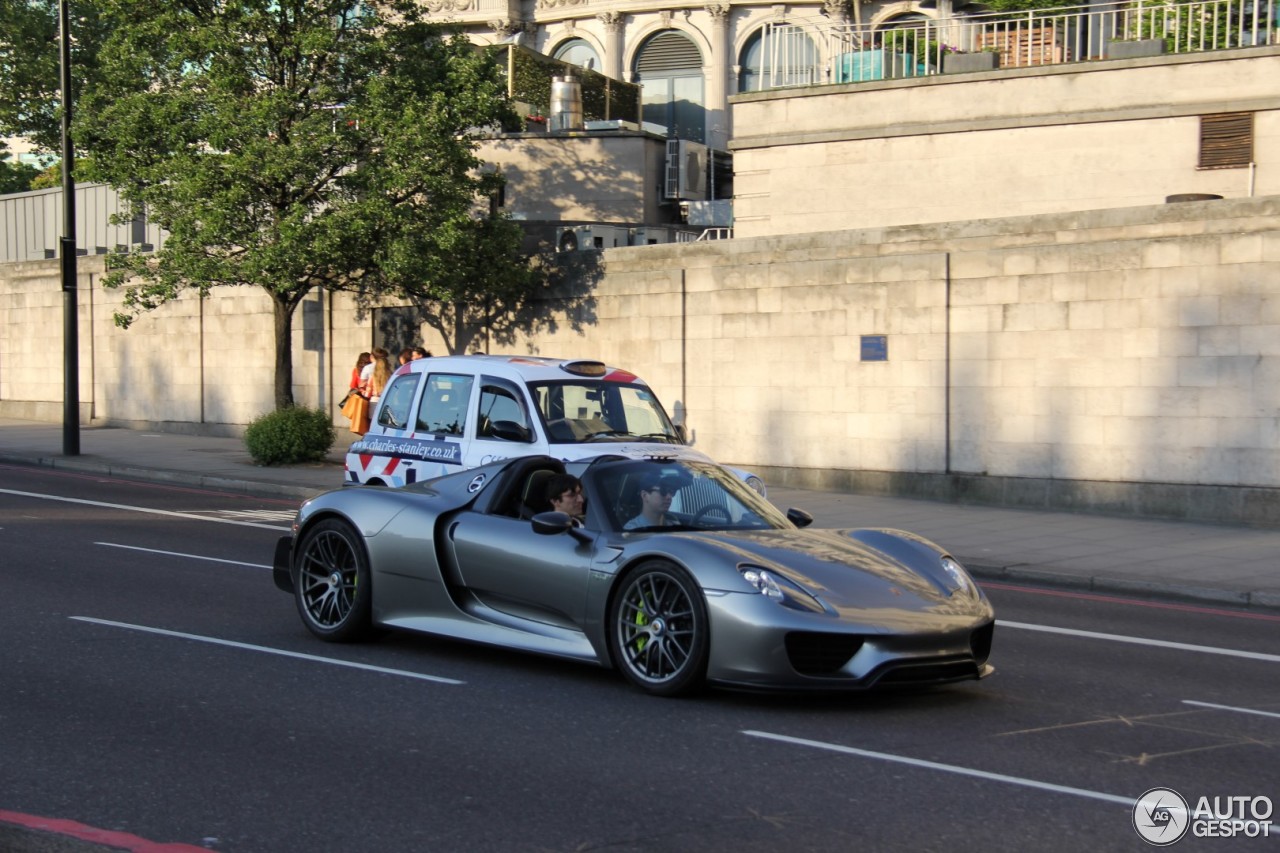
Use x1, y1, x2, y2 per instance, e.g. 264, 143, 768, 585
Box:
244, 406, 336, 466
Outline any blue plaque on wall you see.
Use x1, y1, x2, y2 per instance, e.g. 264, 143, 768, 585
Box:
861, 335, 888, 362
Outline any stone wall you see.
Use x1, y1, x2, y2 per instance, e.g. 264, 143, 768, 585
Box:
2, 196, 1278, 524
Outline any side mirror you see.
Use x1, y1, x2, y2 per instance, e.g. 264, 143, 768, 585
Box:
532, 510, 592, 543
786, 508, 814, 528
675, 424, 688, 443
490, 419, 533, 443
532, 510, 575, 535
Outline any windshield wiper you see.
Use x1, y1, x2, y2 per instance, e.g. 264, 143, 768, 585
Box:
634, 432, 678, 443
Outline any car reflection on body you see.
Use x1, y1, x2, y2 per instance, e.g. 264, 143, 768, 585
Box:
274, 453, 994, 696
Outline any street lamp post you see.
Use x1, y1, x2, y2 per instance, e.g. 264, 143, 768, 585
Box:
59, 0, 80, 455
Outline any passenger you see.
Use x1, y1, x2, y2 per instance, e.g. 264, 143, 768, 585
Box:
623, 473, 678, 530
546, 473, 585, 523
411, 347, 432, 359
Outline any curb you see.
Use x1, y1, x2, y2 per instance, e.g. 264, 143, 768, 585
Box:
0, 452, 327, 501
964, 562, 1280, 613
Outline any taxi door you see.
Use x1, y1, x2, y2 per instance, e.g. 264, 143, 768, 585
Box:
464, 375, 544, 469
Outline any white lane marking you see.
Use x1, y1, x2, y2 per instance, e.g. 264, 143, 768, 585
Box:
742, 730, 1134, 807
70, 617, 464, 685
96, 542, 270, 570
0, 488, 290, 531
1183, 700, 1280, 720
997, 620, 1280, 664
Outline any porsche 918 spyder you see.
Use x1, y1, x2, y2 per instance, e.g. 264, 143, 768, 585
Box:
274, 453, 994, 696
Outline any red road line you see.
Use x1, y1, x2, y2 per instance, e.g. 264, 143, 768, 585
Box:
0, 809, 212, 852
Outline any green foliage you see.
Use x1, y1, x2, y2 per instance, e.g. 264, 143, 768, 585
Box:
29, 161, 62, 190
74, 0, 540, 410
244, 406, 336, 466
971, 0, 1071, 13
0, 0, 112, 151
500, 45, 641, 127
0, 145, 38, 194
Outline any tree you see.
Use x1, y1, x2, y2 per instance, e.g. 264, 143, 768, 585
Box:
79, 0, 539, 410
0, 142, 39, 194
0, 0, 109, 151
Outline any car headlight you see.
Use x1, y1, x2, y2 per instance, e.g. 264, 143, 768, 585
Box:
940, 556, 977, 597
745, 475, 767, 498
739, 566, 826, 613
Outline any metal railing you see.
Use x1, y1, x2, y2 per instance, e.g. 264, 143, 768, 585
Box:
675, 228, 734, 242
760, 0, 1276, 87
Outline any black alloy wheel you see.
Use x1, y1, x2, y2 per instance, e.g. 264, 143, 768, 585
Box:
294, 518, 373, 642
609, 561, 709, 696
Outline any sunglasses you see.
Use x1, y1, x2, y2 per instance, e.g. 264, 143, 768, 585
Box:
646, 486, 676, 496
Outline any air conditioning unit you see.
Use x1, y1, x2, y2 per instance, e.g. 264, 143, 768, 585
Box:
664, 139, 709, 201
555, 224, 630, 252
629, 227, 673, 246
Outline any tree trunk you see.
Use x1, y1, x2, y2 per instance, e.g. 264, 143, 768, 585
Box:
272, 294, 295, 410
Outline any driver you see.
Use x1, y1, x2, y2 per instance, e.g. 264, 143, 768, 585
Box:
624, 473, 678, 530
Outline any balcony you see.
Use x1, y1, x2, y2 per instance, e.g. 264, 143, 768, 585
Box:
758, 0, 1277, 87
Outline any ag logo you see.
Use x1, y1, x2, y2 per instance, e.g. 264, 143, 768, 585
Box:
1134, 787, 1190, 846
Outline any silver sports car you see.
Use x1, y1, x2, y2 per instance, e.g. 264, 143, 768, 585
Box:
273, 453, 994, 696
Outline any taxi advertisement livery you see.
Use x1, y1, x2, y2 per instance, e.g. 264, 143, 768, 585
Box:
350, 436, 464, 465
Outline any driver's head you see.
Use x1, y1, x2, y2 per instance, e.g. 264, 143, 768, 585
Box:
637, 472, 676, 513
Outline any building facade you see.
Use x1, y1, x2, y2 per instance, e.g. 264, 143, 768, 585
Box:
425, 0, 954, 150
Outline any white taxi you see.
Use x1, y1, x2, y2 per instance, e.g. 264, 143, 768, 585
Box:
345, 355, 766, 494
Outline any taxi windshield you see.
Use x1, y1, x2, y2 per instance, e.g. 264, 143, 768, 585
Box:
529, 381, 681, 445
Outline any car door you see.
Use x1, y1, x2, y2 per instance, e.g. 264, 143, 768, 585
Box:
446, 512, 594, 630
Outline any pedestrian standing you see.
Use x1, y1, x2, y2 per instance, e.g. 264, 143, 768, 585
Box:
364, 347, 393, 404
343, 351, 373, 436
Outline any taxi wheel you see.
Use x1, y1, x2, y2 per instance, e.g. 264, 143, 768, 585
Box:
294, 519, 372, 642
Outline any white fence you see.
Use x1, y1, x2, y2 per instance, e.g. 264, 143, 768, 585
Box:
761, 0, 1276, 86
0, 183, 165, 264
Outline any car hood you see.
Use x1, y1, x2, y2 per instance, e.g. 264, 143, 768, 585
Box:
679, 528, 987, 622
554, 442, 713, 462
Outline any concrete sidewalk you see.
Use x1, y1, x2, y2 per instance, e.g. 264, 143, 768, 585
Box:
1, 417, 1277, 610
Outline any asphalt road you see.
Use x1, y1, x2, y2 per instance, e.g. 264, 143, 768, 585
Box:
1, 464, 1277, 852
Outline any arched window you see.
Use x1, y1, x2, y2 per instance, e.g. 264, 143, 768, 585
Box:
634, 30, 705, 142
553, 38, 600, 71
739, 25, 819, 92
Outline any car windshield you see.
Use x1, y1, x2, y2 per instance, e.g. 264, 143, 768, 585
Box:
529, 381, 681, 445
593, 459, 791, 533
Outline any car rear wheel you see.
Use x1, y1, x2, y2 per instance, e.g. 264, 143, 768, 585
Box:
609, 561, 709, 696
294, 518, 372, 642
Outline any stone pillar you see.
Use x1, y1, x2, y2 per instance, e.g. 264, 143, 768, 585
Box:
706, 4, 731, 149
598, 11, 625, 82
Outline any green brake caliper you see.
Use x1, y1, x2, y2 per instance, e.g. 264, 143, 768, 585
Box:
633, 598, 649, 652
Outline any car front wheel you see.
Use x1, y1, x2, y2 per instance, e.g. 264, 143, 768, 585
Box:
609, 561, 709, 696
294, 518, 372, 642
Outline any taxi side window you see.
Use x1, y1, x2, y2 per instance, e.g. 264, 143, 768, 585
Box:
416, 374, 473, 435
377, 374, 420, 430
477, 380, 532, 441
